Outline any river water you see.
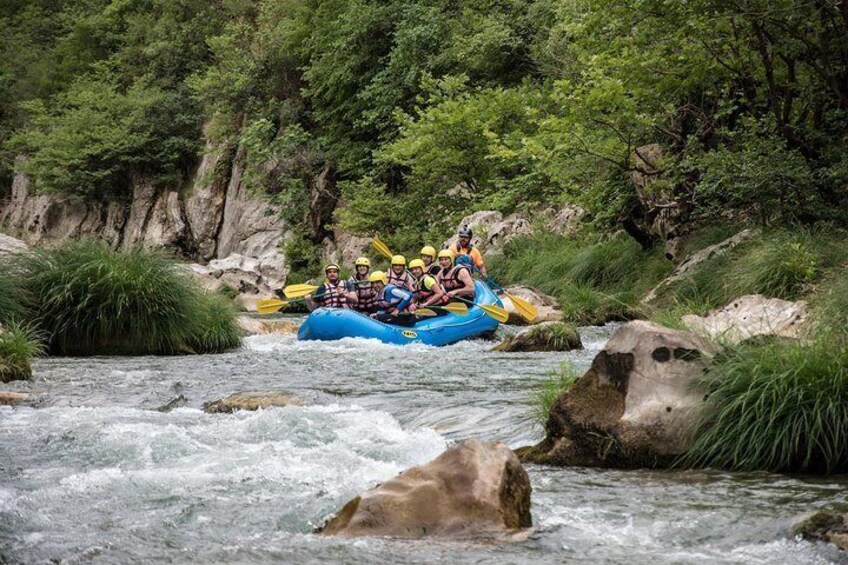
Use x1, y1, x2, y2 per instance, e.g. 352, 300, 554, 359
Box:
1, 322, 846, 564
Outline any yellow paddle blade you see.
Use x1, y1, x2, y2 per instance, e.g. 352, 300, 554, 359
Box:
283, 283, 320, 299
456, 297, 510, 323
506, 291, 538, 322
415, 308, 437, 317
478, 302, 510, 323
437, 302, 469, 316
256, 298, 289, 315
371, 236, 393, 260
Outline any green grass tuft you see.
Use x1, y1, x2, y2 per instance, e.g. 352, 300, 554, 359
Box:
11, 240, 241, 355
0, 260, 29, 325
187, 292, 242, 353
732, 231, 819, 299
0, 322, 43, 382
532, 362, 580, 427
681, 336, 848, 473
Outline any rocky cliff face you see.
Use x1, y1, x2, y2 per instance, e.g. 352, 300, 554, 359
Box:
0, 142, 293, 285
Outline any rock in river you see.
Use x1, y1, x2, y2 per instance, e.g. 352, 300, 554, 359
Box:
320, 438, 532, 538
791, 510, 848, 551
501, 285, 562, 325
520, 320, 719, 468
203, 391, 303, 413
493, 322, 582, 352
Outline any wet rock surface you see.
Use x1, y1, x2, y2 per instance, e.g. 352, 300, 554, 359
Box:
0, 391, 30, 406
520, 320, 719, 468
791, 511, 848, 551
203, 391, 303, 413
319, 438, 532, 539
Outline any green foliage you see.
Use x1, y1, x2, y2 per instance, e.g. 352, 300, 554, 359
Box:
682, 337, 848, 474
0, 322, 43, 381
532, 362, 579, 427
526, 322, 581, 351
12, 240, 240, 355
12, 78, 202, 199
490, 232, 670, 325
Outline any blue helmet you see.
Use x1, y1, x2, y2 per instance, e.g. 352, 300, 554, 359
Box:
455, 255, 473, 267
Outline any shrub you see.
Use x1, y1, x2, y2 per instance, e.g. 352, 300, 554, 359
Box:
0, 323, 43, 382
682, 337, 848, 474
732, 231, 819, 299
490, 232, 669, 325
14, 240, 240, 355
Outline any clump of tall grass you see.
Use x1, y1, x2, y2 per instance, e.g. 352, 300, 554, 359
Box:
14, 240, 241, 355
0, 261, 28, 325
490, 233, 670, 325
0, 322, 43, 382
187, 292, 241, 353
682, 337, 848, 474
731, 231, 820, 299
532, 362, 580, 427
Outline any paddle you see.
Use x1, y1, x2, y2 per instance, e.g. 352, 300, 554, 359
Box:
371, 235, 393, 260
455, 296, 510, 323
256, 298, 290, 314
470, 266, 538, 322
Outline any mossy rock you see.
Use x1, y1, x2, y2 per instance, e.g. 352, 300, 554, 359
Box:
493, 322, 582, 352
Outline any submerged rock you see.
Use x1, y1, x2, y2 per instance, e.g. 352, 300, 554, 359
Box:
156, 394, 188, 413
791, 511, 848, 551
493, 322, 582, 352
203, 391, 302, 413
501, 285, 562, 325
236, 314, 299, 336
681, 294, 808, 345
319, 438, 532, 539
0, 391, 30, 406
520, 320, 719, 468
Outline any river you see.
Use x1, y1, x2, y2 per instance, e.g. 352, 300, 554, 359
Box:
1, 322, 846, 564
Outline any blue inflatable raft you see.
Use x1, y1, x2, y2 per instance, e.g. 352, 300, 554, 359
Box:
297, 281, 502, 346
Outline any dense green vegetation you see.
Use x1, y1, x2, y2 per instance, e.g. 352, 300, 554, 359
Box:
0, 241, 240, 356
2, 0, 846, 252
490, 232, 671, 324
532, 362, 579, 427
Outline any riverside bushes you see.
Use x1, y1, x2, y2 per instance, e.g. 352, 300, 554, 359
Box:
683, 337, 848, 474
490, 232, 671, 325
10, 241, 240, 356
0, 323, 42, 382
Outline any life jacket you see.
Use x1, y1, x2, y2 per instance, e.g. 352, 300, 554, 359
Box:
321, 279, 350, 309
387, 269, 417, 293
349, 274, 376, 312
415, 274, 443, 304
440, 264, 474, 295
425, 263, 441, 277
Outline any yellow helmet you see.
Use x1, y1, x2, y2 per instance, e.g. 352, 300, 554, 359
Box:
408, 258, 426, 270
437, 249, 452, 260
420, 246, 437, 258
369, 270, 388, 284
354, 257, 370, 267
324, 263, 341, 273
391, 254, 406, 266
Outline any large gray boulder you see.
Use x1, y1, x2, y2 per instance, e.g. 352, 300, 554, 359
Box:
0, 233, 28, 257
682, 295, 809, 345
791, 511, 848, 551
187, 253, 288, 312
520, 321, 719, 468
320, 438, 532, 539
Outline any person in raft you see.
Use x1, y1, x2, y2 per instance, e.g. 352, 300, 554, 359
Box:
408, 258, 447, 311
368, 271, 417, 326
419, 246, 441, 277
436, 251, 476, 301
306, 263, 357, 311
348, 256, 377, 313
450, 226, 487, 277
386, 254, 417, 293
